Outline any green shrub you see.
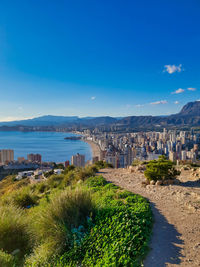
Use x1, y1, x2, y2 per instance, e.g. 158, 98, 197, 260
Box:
46, 174, 64, 188
75, 166, 97, 182
2, 187, 39, 208
144, 155, 180, 182
85, 176, 107, 188
27, 188, 94, 265
0, 205, 32, 264
35, 182, 49, 194
132, 159, 142, 166
0, 250, 16, 267
25, 241, 58, 267
94, 161, 113, 169
58, 188, 152, 267
103, 183, 119, 190
61, 170, 76, 187
117, 190, 133, 199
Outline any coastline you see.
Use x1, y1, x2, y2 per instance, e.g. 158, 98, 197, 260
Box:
83, 139, 101, 159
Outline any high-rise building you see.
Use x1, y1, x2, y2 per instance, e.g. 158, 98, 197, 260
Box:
0, 149, 14, 164
27, 153, 42, 163
181, 151, 187, 161
169, 151, 176, 162
71, 153, 85, 167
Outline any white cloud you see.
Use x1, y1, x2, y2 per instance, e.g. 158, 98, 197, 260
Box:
172, 88, 184, 94
150, 100, 168, 105
174, 101, 179, 104
164, 64, 183, 74
187, 87, 196, 91
91, 96, 96, 100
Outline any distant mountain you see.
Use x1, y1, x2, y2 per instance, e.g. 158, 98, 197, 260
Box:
0, 115, 117, 127
0, 116, 80, 127
117, 101, 200, 129
179, 101, 200, 116
0, 101, 200, 130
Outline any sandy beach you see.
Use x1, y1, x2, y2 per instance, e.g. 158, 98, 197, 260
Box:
84, 140, 101, 159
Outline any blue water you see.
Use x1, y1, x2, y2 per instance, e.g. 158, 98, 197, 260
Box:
0, 131, 92, 163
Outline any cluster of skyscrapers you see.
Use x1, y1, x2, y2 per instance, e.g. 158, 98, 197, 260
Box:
83, 128, 200, 168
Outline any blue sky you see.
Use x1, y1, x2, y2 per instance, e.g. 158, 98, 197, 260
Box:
0, 0, 199, 121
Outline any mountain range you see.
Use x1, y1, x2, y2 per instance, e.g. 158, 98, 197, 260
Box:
0, 101, 200, 130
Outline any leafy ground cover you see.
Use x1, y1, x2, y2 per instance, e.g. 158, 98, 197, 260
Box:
0, 162, 153, 267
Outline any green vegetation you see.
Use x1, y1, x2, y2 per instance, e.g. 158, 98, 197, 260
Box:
0, 162, 153, 267
93, 160, 113, 169
0, 204, 32, 266
144, 156, 180, 182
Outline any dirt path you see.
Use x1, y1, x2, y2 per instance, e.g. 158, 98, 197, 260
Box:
99, 168, 200, 267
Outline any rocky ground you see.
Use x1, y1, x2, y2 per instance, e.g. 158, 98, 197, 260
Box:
99, 168, 200, 267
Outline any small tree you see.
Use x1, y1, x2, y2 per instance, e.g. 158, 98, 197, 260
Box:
144, 156, 180, 182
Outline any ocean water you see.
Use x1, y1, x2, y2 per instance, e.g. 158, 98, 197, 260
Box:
0, 131, 92, 163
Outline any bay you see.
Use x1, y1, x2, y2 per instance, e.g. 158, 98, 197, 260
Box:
0, 131, 92, 163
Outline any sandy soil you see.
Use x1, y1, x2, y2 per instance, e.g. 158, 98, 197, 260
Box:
98, 168, 200, 267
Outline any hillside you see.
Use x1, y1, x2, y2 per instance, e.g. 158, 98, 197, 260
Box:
0, 163, 152, 266
179, 101, 200, 116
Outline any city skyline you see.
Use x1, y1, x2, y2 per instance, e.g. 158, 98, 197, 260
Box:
0, 1, 199, 121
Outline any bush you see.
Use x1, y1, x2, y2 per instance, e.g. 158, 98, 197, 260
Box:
75, 166, 97, 182
144, 156, 180, 182
0, 205, 32, 264
46, 174, 65, 188
85, 176, 107, 188
25, 241, 58, 267
132, 159, 142, 166
58, 187, 153, 267
0, 250, 16, 267
26, 188, 94, 265
2, 187, 39, 208
35, 182, 49, 194
94, 161, 113, 169
63, 165, 75, 175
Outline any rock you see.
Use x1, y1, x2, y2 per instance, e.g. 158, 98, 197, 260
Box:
156, 180, 162, 186
145, 179, 150, 185
129, 166, 135, 173
150, 180, 155, 185
141, 182, 147, 187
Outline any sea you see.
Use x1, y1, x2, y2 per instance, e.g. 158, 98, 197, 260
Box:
0, 131, 92, 163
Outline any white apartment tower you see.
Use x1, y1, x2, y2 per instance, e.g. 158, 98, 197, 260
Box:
0, 149, 14, 164
71, 153, 85, 167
